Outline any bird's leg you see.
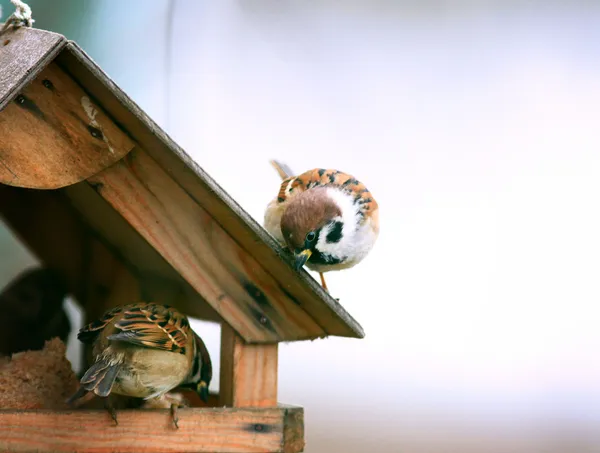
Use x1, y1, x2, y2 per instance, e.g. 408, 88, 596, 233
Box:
170, 403, 180, 429
103, 396, 118, 426
141, 392, 188, 429
319, 272, 329, 292
319, 273, 339, 301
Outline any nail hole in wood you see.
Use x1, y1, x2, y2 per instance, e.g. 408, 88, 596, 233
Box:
87, 125, 104, 140
42, 79, 54, 90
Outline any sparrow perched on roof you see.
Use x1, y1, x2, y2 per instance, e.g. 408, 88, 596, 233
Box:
0, 267, 70, 356
264, 161, 379, 291
67, 303, 212, 428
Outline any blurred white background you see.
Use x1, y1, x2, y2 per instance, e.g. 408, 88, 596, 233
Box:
2, 0, 600, 451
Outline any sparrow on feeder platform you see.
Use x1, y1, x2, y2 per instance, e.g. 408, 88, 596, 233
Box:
67, 303, 212, 429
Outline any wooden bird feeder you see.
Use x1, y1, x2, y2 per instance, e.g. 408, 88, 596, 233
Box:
0, 21, 364, 453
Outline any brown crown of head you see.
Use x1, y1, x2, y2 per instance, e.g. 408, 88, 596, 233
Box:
280, 188, 341, 250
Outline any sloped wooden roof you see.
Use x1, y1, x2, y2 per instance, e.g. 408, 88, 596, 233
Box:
0, 26, 364, 343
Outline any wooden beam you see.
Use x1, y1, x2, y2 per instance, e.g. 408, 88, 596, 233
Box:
0, 185, 139, 313
0, 185, 218, 326
87, 148, 325, 343
0, 406, 304, 453
0, 62, 135, 189
63, 181, 223, 323
283, 407, 305, 453
220, 323, 278, 408
0, 184, 97, 300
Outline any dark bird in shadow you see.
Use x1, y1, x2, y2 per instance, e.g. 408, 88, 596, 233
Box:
0, 267, 71, 356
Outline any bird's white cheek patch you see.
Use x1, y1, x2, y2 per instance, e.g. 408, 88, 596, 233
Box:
316, 219, 353, 258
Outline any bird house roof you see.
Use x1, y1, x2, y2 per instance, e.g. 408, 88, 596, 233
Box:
0, 26, 364, 343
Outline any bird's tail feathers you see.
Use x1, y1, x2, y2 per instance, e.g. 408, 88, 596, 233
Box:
68, 358, 122, 404
66, 385, 88, 406
270, 160, 294, 180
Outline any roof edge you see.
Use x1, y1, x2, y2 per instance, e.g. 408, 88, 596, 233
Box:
0, 26, 67, 110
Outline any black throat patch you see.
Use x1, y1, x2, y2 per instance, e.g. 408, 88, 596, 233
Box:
325, 221, 344, 243
311, 250, 345, 266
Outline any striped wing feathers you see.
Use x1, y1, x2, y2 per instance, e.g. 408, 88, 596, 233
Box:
77, 305, 124, 344
276, 168, 378, 220
78, 303, 191, 354
110, 304, 190, 354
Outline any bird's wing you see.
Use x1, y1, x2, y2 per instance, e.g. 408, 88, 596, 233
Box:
107, 304, 191, 354
276, 168, 378, 214
77, 305, 125, 344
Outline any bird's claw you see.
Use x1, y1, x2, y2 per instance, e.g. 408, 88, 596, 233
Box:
104, 400, 118, 426
110, 409, 119, 426
170, 403, 180, 429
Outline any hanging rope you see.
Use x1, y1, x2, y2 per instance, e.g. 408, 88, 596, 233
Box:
0, 0, 35, 36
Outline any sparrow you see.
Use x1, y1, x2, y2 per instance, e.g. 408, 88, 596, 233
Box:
0, 267, 70, 356
67, 303, 212, 428
264, 160, 379, 291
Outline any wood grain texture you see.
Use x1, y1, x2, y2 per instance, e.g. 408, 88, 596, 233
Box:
283, 408, 305, 453
220, 324, 278, 407
0, 185, 139, 312
0, 62, 135, 189
0, 185, 219, 329
64, 181, 222, 323
0, 26, 66, 110
56, 43, 364, 340
88, 149, 323, 343
0, 406, 304, 453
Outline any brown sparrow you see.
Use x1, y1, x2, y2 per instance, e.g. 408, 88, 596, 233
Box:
68, 303, 212, 428
264, 161, 379, 291
0, 267, 70, 356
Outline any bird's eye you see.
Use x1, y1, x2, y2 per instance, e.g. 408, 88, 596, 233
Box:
306, 231, 316, 242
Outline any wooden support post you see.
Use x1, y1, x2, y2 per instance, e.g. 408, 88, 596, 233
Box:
220, 323, 279, 407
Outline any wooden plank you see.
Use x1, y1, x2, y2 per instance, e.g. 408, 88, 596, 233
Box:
0, 184, 221, 325
88, 148, 324, 343
0, 406, 304, 453
283, 407, 305, 453
0, 62, 135, 189
65, 182, 181, 277
0, 185, 89, 296
0, 26, 66, 110
56, 43, 365, 340
63, 182, 222, 323
0, 185, 139, 313
220, 324, 278, 407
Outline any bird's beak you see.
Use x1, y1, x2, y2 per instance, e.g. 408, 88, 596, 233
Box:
197, 381, 209, 403
294, 249, 312, 271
